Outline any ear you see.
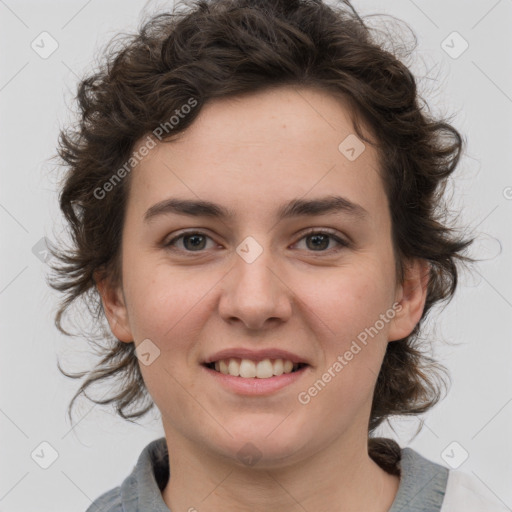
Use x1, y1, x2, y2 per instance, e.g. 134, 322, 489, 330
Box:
388, 258, 430, 342
94, 270, 133, 343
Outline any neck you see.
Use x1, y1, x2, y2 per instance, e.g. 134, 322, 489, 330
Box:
161, 429, 400, 512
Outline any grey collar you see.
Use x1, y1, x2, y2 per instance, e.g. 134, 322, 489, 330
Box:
107, 437, 448, 512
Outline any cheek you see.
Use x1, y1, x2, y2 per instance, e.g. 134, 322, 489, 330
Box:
121, 252, 208, 339
294, 281, 391, 433
122, 263, 215, 422
298, 262, 396, 346
294, 260, 396, 403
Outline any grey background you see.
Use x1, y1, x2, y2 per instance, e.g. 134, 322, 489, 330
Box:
0, 0, 511, 510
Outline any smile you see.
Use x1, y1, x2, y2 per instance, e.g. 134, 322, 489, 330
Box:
204, 357, 308, 379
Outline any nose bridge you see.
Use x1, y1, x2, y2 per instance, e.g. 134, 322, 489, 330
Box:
218, 235, 291, 328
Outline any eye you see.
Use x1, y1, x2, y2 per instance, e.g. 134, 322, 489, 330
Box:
163, 228, 350, 254
293, 228, 350, 253
164, 231, 216, 252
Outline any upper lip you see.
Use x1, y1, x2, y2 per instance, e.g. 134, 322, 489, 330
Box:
202, 348, 310, 365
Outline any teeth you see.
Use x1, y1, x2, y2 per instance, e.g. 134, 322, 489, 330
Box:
283, 360, 293, 373
228, 358, 240, 376
255, 359, 273, 378
273, 359, 284, 376
210, 358, 302, 379
239, 359, 257, 378
219, 359, 229, 375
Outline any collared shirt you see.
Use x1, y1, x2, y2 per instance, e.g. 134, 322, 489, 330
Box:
85, 437, 508, 512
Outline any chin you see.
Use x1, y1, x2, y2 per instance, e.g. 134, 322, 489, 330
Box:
209, 420, 310, 469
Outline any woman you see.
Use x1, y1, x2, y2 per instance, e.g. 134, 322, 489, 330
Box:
49, 0, 506, 510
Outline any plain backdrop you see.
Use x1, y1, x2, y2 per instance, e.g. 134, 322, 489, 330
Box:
1, 0, 511, 510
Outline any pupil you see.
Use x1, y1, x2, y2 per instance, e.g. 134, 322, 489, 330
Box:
308, 234, 328, 250
185, 234, 205, 250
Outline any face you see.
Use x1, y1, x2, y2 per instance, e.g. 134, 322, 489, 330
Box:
99, 85, 427, 468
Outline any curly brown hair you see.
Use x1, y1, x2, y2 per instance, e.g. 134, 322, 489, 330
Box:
48, 0, 474, 474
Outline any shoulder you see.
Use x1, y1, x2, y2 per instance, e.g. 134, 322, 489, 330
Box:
441, 469, 509, 512
85, 485, 123, 512
387, 446, 449, 512
398, 446, 508, 512
387, 444, 508, 512
84, 437, 169, 512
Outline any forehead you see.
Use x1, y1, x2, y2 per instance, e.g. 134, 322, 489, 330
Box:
127, 85, 385, 223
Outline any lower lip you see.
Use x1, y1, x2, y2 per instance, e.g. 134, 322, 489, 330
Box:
201, 365, 310, 395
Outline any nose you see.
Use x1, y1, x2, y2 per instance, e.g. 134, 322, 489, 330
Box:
218, 241, 293, 331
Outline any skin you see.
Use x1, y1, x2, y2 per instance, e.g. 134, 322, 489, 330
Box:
97, 85, 429, 512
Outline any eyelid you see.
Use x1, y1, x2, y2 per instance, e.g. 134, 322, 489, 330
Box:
163, 229, 218, 251
163, 227, 350, 254
293, 227, 350, 252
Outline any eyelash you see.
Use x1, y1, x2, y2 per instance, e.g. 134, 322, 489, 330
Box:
163, 228, 350, 255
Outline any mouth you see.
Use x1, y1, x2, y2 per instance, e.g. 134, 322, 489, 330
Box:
202, 358, 309, 379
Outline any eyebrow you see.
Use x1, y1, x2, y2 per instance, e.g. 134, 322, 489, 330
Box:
143, 195, 369, 224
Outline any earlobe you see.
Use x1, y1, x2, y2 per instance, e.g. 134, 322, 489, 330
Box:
94, 271, 133, 343
388, 259, 430, 342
